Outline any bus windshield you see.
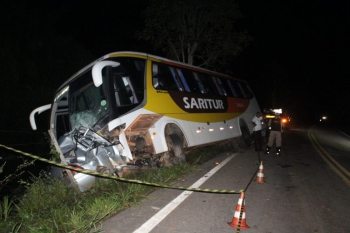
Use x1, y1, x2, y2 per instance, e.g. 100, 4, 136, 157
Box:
68, 57, 146, 130
69, 70, 109, 129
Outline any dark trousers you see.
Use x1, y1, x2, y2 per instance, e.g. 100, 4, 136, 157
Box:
253, 130, 263, 152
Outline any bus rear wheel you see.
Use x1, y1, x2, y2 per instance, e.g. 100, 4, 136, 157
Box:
239, 126, 251, 148
166, 134, 186, 165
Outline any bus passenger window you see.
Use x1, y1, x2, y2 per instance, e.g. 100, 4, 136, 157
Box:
169, 67, 185, 91
179, 69, 202, 93
114, 76, 132, 106
152, 63, 162, 89
226, 80, 239, 97
230, 80, 244, 98
152, 63, 181, 91
193, 72, 206, 94
238, 82, 253, 99
176, 69, 191, 92
244, 84, 254, 99
197, 73, 220, 95
219, 79, 235, 97
211, 76, 225, 96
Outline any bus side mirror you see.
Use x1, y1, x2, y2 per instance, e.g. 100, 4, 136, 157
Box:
92, 61, 120, 87
29, 104, 52, 130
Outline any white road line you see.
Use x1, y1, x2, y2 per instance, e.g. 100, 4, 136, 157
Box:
133, 153, 237, 233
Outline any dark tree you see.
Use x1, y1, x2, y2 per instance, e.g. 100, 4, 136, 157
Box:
137, 0, 252, 70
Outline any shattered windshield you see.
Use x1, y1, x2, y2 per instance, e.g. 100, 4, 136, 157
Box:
68, 57, 146, 130
69, 69, 109, 130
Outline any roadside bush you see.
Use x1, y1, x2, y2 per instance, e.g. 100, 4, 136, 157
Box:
18, 177, 78, 216
0, 144, 236, 232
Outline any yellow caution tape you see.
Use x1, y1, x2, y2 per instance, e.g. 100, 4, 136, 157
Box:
0, 144, 244, 194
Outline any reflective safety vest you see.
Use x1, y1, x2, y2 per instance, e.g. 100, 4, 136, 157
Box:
269, 118, 282, 131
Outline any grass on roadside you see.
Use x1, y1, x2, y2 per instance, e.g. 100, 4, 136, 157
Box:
0, 143, 236, 233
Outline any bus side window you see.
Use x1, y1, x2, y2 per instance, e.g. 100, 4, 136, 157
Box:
152, 63, 179, 91
226, 80, 239, 97
54, 98, 70, 139
214, 77, 227, 96
238, 82, 253, 99
152, 63, 162, 89
176, 68, 191, 92
130, 59, 145, 103
114, 75, 132, 106
169, 67, 185, 91
230, 80, 244, 98
178, 69, 202, 93
217, 78, 234, 96
192, 72, 206, 94
196, 73, 218, 95
56, 113, 70, 139
245, 84, 254, 99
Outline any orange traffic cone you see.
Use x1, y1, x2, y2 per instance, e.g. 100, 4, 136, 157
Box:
255, 161, 266, 184
227, 192, 250, 229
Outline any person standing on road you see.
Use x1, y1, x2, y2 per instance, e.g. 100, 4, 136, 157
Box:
265, 114, 283, 155
251, 112, 263, 152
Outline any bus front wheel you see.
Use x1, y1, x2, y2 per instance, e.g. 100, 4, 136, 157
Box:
166, 134, 186, 165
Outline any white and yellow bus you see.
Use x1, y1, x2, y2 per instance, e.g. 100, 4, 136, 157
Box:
30, 51, 262, 173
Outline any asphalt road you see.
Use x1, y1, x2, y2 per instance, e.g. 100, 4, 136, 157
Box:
96, 122, 350, 233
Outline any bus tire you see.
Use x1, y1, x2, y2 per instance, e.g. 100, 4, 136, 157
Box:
166, 134, 186, 164
239, 126, 251, 148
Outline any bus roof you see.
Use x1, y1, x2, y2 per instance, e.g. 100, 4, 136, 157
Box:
55, 51, 244, 95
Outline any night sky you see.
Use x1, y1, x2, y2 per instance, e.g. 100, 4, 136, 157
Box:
2, 0, 350, 130
234, 1, 350, 124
